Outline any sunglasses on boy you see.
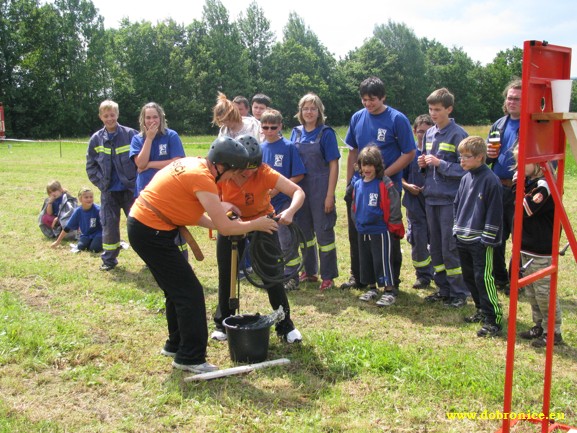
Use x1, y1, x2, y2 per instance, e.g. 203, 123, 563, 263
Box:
261, 125, 279, 131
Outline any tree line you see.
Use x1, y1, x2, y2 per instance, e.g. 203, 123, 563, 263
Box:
1, 0, 558, 139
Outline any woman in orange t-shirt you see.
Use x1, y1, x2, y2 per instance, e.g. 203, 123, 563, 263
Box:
211, 135, 305, 344
127, 136, 278, 374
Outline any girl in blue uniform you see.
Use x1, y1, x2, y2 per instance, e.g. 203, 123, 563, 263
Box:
290, 93, 340, 291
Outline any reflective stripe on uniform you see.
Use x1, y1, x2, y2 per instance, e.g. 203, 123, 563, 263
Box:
319, 242, 336, 253
413, 256, 432, 268
446, 266, 462, 276
103, 242, 120, 251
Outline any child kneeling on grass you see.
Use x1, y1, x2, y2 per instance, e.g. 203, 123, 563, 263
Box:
353, 146, 405, 307
514, 159, 563, 347
453, 136, 503, 337
51, 187, 103, 252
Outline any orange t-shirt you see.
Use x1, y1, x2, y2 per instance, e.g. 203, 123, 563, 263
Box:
219, 163, 279, 221
130, 157, 218, 230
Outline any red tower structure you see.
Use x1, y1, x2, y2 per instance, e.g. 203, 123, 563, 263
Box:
497, 41, 577, 433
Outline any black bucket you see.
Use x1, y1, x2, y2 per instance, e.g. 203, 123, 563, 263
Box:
223, 314, 271, 363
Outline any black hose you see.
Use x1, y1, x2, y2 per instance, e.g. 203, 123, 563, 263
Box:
240, 223, 308, 289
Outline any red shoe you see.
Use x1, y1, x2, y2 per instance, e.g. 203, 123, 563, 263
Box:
319, 279, 334, 292
299, 273, 318, 283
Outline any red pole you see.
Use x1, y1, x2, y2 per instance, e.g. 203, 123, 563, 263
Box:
0, 102, 5, 139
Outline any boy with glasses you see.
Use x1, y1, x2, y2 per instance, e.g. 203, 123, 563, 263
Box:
260, 109, 307, 290
453, 136, 503, 337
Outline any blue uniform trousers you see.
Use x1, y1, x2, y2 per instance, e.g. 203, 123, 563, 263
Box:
426, 203, 468, 299
100, 190, 134, 266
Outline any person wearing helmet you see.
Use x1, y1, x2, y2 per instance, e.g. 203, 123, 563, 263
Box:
211, 134, 306, 344
127, 136, 278, 374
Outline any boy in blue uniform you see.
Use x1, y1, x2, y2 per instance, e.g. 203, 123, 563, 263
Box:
402, 115, 434, 289
51, 187, 103, 252
453, 136, 503, 337
354, 146, 405, 306
86, 100, 137, 271
343, 76, 415, 294
418, 88, 469, 308
260, 109, 307, 290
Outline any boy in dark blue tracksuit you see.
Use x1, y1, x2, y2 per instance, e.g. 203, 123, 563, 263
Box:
453, 136, 503, 337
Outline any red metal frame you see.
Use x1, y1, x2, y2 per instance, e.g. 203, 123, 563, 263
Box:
500, 41, 577, 433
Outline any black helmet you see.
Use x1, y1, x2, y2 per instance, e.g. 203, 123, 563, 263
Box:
237, 135, 262, 169
207, 136, 249, 170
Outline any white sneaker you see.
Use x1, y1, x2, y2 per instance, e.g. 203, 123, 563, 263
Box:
210, 330, 227, 341
285, 328, 302, 344
172, 361, 218, 373
375, 293, 396, 307
160, 348, 176, 358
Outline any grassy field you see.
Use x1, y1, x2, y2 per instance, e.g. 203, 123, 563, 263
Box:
0, 126, 576, 433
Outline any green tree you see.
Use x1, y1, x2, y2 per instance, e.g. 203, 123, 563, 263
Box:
423, 39, 485, 124
373, 20, 427, 120
480, 47, 523, 122
237, 1, 274, 94
261, 13, 338, 127
111, 19, 189, 131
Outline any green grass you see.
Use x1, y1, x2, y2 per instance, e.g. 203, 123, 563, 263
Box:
0, 129, 576, 433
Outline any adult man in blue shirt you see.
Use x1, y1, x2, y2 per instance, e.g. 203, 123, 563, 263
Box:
342, 76, 416, 294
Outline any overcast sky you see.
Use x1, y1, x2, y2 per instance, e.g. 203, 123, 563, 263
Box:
89, 0, 577, 76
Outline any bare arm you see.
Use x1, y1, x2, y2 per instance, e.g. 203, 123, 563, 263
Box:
384, 150, 415, 178
134, 124, 159, 170
196, 191, 278, 235
270, 174, 304, 198
273, 175, 305, 225
346, 148, 358, 184
325, 159, 339, 213
50, 229, 67, 248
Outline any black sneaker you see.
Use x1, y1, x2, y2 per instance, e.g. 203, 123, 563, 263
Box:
448, 297, 467, 308
532, 333, 564, 348
283, 278, 299, 291
519, 325, 543, 340
477, 323, 501, 338
339, 276, 366, 290
496, 280, 510, 296
100, 263, 116, 271
464, 310, 486, 323
412, 278, 431, 290
424, 291, 449, 303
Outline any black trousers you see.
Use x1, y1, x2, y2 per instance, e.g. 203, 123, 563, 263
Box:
127, 216, 208, 365
493, 185, 514, 283
457, 241, 502, 326
345, 197, 402, 292
214, 232, 294, 336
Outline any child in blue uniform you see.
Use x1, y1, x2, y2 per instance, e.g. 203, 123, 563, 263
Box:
418, 88, 469, 308
402, 115, 434, 289
39, 180, 77, 239
453, 136, 503, 337
354, 146, 404, 306
260, 109, 307, 290
51, 187, 103, 252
